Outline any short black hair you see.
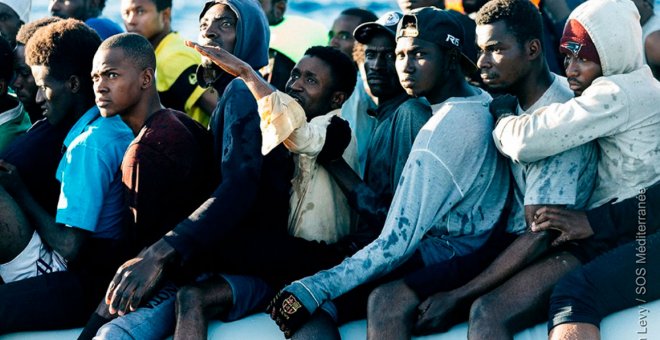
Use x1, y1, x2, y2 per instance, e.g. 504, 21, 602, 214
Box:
475, 0, 543, 46
340, 8, 378, 25
16, 17, 63, 45
0, 35, 13, 83
25, 19, 101, 99
152, 0, 172, 11
303, 45, 356, 96
99, 33, 156, 71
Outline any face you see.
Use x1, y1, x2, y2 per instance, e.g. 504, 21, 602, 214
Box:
396, 0, 443, 11
395, 37, 448, 102
476, 21, 529, 93
121, 0, 166, 40
329, 15, 362, 59
259, 0, 284, 26
0, 3, 21, 46
285, 56, 336, 120
364, 33, 402, 99
563, 54, 602, 96
91, 47, 146, 118
31, 65, 74, 125
11, 45, 39, 108
199, 4, 237, 67
49, 0, 89, 20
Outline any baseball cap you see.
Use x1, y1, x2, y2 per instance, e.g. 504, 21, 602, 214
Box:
354, 11, 403, 44
396, 7, 477, 74
1, 0, 31, 23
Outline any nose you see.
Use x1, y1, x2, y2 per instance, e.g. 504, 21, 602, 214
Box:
329, 35, 340, 49
371, 54, 387, 71
35, 87, 46, 106
124, 11, 137, 27
476, 52, 490, 70
565, 58, 579, 77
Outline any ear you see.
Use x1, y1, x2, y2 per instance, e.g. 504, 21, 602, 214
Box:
67, 75, 81, 94
141, 67, 155, 89
527, 38, 542, 61
161, 7, 172, 26
330, 91, 347, 110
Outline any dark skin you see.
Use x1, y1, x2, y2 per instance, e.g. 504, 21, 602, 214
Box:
369, 21, 570, 339
0, 67, 93, 263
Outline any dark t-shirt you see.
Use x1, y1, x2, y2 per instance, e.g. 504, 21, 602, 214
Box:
122, 109, 217, 248
1, 117, 74, 215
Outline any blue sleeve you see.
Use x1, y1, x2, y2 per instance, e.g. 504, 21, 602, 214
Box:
164, 82, 266, 262
55, 143, 116, 231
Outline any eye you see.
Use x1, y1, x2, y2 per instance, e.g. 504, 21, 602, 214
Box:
199, 22, 208, 31
385, 52, 395, 61
108, 72, 118, 79
414, 51, 424, 58
365, 51, 375, 59
338, 32, 352, 40
220, 20, 234, 29
137, 8, 145, 15
396, 51, 405, 60
306, 77, 317, 85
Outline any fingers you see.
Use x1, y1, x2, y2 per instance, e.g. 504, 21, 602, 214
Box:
105, 269, 124, 306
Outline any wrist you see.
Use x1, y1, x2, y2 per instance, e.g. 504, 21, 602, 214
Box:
148, 238, 178, 265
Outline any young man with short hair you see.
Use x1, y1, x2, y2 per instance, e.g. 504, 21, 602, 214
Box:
0, 35, 30, 153
0, 19, 134, 334
10, 17, 62, 123
49, 0, 123, 39
267, 7, 509, 339
328, 8, 377, 60
78, 32, 217, 339
120, 0, 217, 126
484, 0, 660, 338
374, 1, 598, 338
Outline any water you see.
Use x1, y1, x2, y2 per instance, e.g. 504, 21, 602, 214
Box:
30, 0, 400, 42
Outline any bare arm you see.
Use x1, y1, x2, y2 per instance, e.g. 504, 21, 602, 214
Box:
196, 87, 219, 117
0, 161, 89, 261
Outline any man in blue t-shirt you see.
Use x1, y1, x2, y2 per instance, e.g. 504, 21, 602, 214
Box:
0, 19, 133, 334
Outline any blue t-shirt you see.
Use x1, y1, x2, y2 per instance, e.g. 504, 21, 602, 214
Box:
86, 17, 123, 40
55, 107, 133, 239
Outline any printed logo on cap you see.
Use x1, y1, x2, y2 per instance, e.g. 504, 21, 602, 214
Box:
446, 34, 460, 47
380, 12, 401, 26
561, 41, 583, 57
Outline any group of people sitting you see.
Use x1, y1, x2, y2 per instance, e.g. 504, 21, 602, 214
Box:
0, 0, 658, 339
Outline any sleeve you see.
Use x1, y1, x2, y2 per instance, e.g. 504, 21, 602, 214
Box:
288, 148, 465, 314
257, 91, 311, 155
493, 79, 630, 163
164, 85, 266, 262
390, 100, 432, 189
55, 144, 116, 231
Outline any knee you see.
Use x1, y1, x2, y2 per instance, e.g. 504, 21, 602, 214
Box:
368, 282, 416, 321
469, 294, 501, 327
95, 323, 134, 340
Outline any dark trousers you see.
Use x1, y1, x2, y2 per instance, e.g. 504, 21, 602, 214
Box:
0, 239, 129, 334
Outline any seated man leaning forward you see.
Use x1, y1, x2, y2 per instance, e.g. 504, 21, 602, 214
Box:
175, 42, 358, 339
369, 0, 598, 338
267, 7, 510, 339
464, 0, 660, 337
0, 19, 134, 334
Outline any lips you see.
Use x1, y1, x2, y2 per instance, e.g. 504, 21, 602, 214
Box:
288, 93, 304, 105
96, 98, 112, 107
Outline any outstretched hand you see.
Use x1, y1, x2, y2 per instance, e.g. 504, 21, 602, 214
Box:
531, 206, 593, 246
267, 290, 311, 338
185, 40, 250, 78
105, 240, 175, 316
414, 291, 463, 335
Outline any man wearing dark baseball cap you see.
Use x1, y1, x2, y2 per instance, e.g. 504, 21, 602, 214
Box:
268, 7, 510, 339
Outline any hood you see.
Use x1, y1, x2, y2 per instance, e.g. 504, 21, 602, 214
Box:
566, 0, 642, 76
198, 0, 269, 89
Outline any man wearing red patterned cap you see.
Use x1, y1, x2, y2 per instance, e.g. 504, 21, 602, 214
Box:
489, 0, 660, 339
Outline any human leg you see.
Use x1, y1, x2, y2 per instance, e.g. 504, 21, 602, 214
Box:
367, 279, 420, 340
468, 251, 580, 340
95, 282, 178, 340
548, 231, 660, 339
291, 309, 340, 340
